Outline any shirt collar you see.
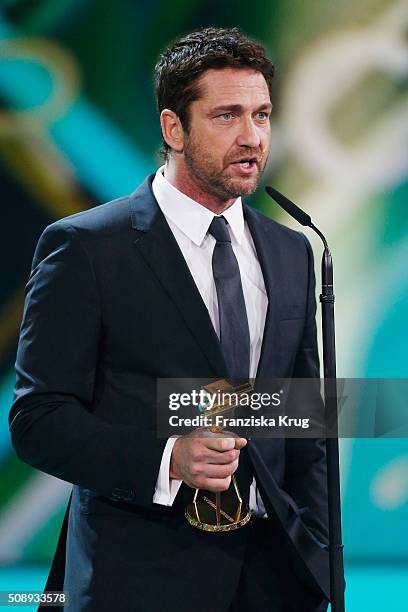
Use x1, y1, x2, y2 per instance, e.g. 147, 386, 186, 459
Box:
152, 165, 245, 246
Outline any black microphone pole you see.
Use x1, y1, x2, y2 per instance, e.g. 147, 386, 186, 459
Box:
265, 186, 345, 611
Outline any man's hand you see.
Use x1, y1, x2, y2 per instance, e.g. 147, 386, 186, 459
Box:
170, 432, 247, 492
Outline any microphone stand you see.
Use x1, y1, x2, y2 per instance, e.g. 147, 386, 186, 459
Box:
265, 187, 345, 611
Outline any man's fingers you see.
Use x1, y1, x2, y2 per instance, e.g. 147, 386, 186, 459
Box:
198, 476, 232, 493
188, 441, 239, 463
204, 436, 246, 452
205, 448, 239, 464
204, 436, 235, 452
234, 437, 247, 450
171, 434, 247, 487
200, 460, 239, 479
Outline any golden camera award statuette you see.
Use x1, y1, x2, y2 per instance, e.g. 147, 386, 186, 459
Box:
185, 378, 253, 532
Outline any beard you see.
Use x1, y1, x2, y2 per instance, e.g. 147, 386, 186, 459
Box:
183, 133, 268, 201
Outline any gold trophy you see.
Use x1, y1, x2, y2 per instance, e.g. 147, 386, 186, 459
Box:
185, 378, 253, 532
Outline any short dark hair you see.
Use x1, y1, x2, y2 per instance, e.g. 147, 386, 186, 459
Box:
154, 27, 274, 159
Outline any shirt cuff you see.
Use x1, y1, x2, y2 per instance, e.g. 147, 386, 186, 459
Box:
153, 437, 182, 506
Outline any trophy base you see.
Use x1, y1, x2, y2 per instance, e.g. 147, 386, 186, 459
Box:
185, 493, 251, 532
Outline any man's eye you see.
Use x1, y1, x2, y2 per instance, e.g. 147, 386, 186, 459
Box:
220, 113, 233, 121
257, 111, 268, 120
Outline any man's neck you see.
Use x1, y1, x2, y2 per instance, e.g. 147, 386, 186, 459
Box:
163, 159, 236, 215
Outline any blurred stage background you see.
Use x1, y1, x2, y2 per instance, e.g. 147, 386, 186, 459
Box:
0, 0, 407, 609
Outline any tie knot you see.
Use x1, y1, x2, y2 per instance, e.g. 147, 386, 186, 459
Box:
208, 216, 231, 243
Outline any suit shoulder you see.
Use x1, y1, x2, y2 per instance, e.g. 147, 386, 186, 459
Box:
40, 196, 135, 256
46, 195, 130, 234
31, 196, 133, 269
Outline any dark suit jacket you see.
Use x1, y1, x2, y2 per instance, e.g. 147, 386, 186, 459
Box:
9, 175, 330, 611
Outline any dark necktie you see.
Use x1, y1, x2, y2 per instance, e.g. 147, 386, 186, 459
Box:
208, 216, 253, 502
208, 216, 251, 380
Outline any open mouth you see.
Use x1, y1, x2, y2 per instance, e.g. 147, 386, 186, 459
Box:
231, 158, 258, 171
233, 157, 256, 168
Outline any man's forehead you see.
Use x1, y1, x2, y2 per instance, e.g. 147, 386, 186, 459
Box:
196, 67, 271, 105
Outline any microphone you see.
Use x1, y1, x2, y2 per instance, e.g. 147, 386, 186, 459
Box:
264, 185, 327, 249
265, 185, 345, 612
264, 185, 332, 288
264, 186, 311, 227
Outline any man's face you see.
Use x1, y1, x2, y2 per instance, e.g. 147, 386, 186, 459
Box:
182, 67, 272, 201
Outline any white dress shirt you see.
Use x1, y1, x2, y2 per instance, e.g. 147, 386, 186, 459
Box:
151, 166, 268, 515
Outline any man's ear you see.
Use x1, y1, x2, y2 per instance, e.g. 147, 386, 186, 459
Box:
160, 109, 184, 154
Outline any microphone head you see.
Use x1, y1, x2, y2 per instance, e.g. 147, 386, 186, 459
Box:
265, 186, 312, 227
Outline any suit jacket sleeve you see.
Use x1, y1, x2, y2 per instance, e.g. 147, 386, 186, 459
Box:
9, 222, 166, 508
284, 233, 329, 547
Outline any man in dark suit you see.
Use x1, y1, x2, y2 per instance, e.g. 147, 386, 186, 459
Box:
9, 27, 330, 611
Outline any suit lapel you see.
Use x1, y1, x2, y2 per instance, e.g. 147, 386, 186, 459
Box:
129, 177, 227, 378
129, 176, 282, 380
243, 203, 282, 379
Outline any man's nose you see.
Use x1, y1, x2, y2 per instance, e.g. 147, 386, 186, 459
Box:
236, 118, 261, 149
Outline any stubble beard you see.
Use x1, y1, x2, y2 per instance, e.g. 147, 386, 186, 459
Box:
183, 136, 267, 202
